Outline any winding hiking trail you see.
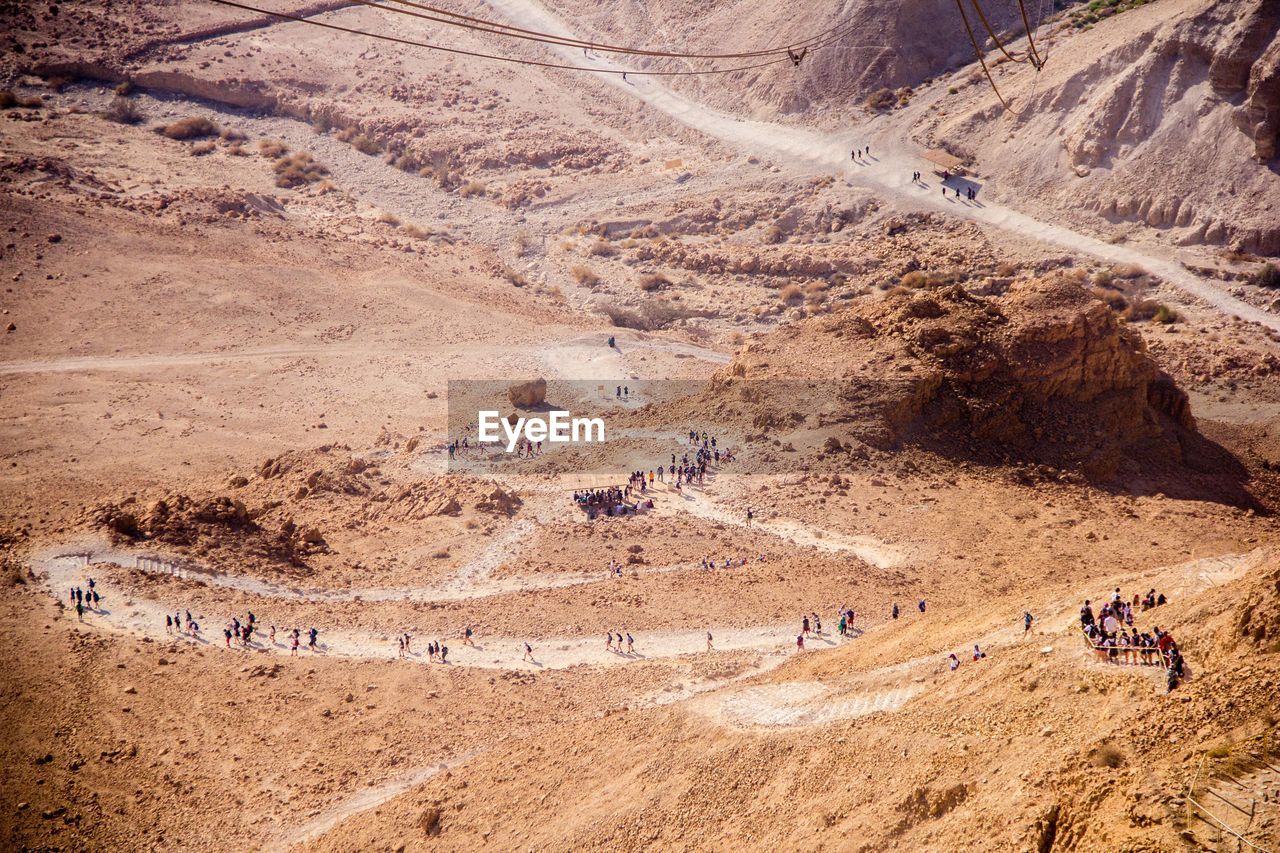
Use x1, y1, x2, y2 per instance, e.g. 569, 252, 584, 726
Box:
480, 0, 1280, 336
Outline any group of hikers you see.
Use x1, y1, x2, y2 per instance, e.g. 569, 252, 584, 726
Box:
1080, 587, 1184, 689
574, 486, 652, 519
397, 631, 467, 663
67, 579, 101, 621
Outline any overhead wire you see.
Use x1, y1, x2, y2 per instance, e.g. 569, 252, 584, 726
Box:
369, 0, 861, 59
1015, 0, 1044, 67
953, 0, 1025, 115
967, 0, 1030, 65
200, 0, 857, 76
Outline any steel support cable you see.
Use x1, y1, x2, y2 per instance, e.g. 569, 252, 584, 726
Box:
968, 0, 1029, 64
1016, 0, 1044, 66
953, 0, 1026, 116
372, 0, 861, 59
201, 0, 837, 75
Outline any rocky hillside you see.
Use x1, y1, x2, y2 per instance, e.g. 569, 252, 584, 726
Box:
912, 0, 1280, 255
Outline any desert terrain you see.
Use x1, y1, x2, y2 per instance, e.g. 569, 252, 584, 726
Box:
2, 0, 1280, 850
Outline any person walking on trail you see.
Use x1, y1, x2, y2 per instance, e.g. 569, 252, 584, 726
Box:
706, 631, 714, 652
606, 632, 614, 652
165, 614, 173, 634
801, 615, 810, 637
626, 633, 635, 654
1023, 611, 1034, 635
948, 653, 960, 671
224, 627, 233, 649
308, 627, 318, 650
745, 507, 754, 528
397, 637, 405, 659
522, 642, 534, 662
75, 600, 83, 622
918, 598, 926, 614
796, 633, 805, 652
440, 644, 448, 664
973, 644, 986, 661
891, 602, 899, 620
463, 625, 475, 647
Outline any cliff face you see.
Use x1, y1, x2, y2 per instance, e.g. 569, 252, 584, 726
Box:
719, 274, 1198, 481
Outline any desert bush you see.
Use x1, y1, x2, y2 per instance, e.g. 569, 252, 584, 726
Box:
900, 270, 927, 289
948, 86, 959, 95
502, 265, 527, 287
273, 151, 329, 188
376, 210, 401, 226
600, 300, 704, 331
1154, 303, 1182, 324
1091, 287, 1128, 310
335, 127, 356, 142
219, 127, 247, 142
638, 272, 670, 292
1254, 262, 1280, 289
996, 261, 1019, 276
351, 133, 380, 155
1122, 299, 1161, 322
1092, 743, 1126, 768
190, 141, 216, 156
226, 142, 248, 157
104, 96, 144, 124
588, 239, 616, 257
571, 265, 599, 286
162, 116, 219, 140
401, 223, 432, 239
779, 283, 804, 303
314, 179, 336, 195
866, 87, 896, 111
0, 90, 45, 109
763, 223, 785, 244
419, 152, 459, 188
459, 180, 486, 198
1091, 269, 1115, 288
113, 80, 135, 96
1112, 262, 1146, 279
393, 153, 420, 173
258, 138, 289, 158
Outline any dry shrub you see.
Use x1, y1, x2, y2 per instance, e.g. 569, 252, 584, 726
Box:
258, 138, 289, 158
314, 179, 336, 195
1154, 303, 1182, 324
638, 272, 670, 292
1091, 269, 1115, 288
600, 300, 703, 331
866, 87, 896, 111
393, 153, 420, 173
996, 261, 1018, 276
1092, 743, 1126, 769
502, 266, 527, 287
220, 127, 247, 142
419, 152, 459, 188
0, 90, 43, 109
764, 224, 785, 244
1091, 287, 1128, 310
1121, 299, 1162, 322
511, 232, 532, 256
571, 265, 599, 286
376, 210, 401, 227
104, 96, 144, 124
459, 180, 486, 198
113, 81, 135, 96
779, 283, 804, 303
335, 127, 356, 142
273, 151, 329, 188
227, 142, 248, 157
43, 76, 72, 92
351, 133, 380, 155
190, 141, 216, 156
162, 116, 219, 140
401, 223, 432, 239
900, 270, 927, 289
1112, 262, 1146, 279
588, 239, 616, 257
1255, 262, 1280, 289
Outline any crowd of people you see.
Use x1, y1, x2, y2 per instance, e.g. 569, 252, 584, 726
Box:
1080, 587, 1184, 689
66, 578, 101, 621
573, 486, 653, 519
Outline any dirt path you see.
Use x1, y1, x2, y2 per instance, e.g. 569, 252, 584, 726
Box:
483, 0, 1280, 336
35, 547, 813, 670
274, 753, 475, 852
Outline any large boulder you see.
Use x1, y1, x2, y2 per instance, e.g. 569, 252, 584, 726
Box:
507, 378, 547, 409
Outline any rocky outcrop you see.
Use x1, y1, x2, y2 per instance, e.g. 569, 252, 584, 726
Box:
507, 379, 547, 409
716, 274, 1201, 482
